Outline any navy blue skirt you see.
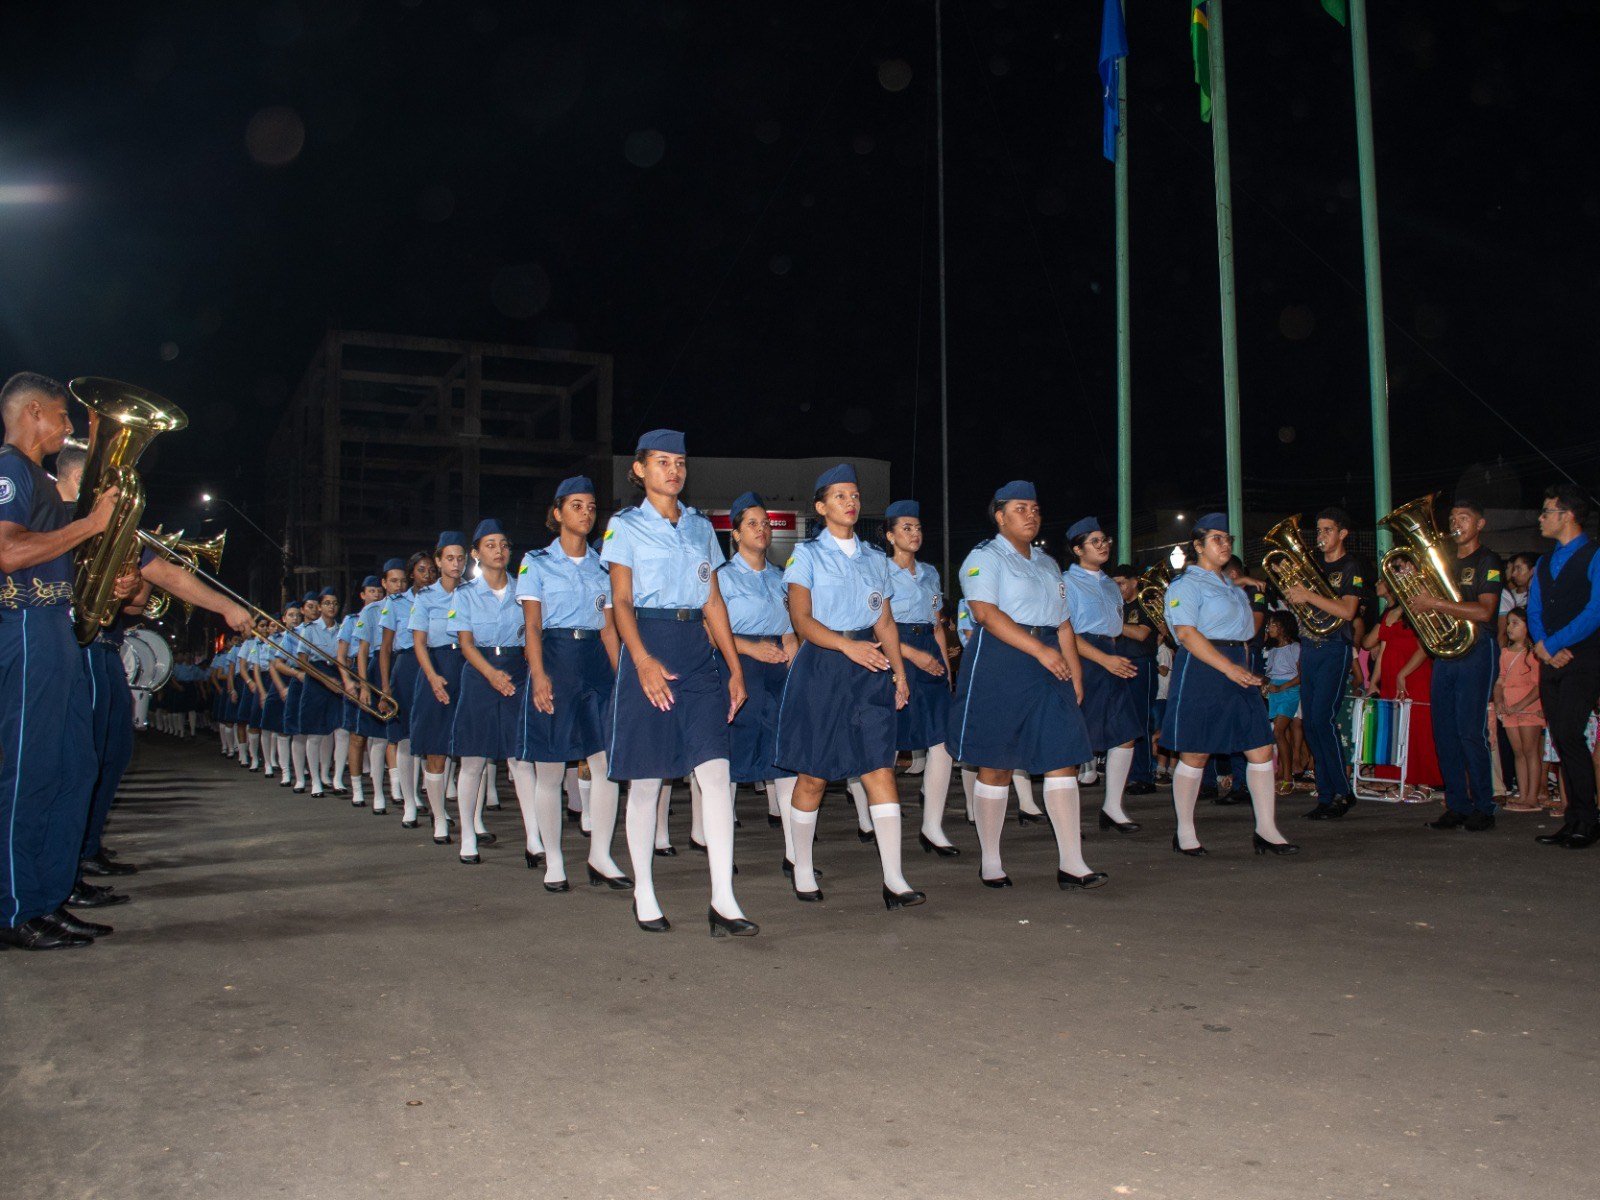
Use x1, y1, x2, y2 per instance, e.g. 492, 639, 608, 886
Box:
408, 645, 464, 757
283, 680, 306, 736
450, 647, 528, 760
519, 633, 613, 763
296, 675, 341, 736
716, 642, 794, 784
1077, 632, 1145, 752
606, 618, 729, 782
226, 683, 249, 725
245, 687, 264, 728
948, 627, 1092, 774
1160, 643, 1273, 754
896, 624, 952, 752
390, 651, 420, 741
261, 686, 286, 735
356, 652, 398, 739
775, 635, 897, 781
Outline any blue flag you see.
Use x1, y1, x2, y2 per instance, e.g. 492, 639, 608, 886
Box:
1099, 0, 1129, 161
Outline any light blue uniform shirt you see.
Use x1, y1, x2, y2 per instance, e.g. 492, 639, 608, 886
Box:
515, 541, 612, 631
600, 501, 722, 610
1063, 564, 1124, 637
354, 599, 388, 656
1164, 567, 1255, 642
299, 619, 339, 664
378, 591, 417, 652
446, 577, 526, 651
958, 537, 1069, 628
955, 601, 975, 647
716, 555, 791, 637
337, 612, 360, 654
408, 581, 461, 649
888, 560, 943, 626
783, 536, 891, 632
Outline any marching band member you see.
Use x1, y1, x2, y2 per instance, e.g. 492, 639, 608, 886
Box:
353, 560, 406, 812
516, 476, 627, 891
410, 532, 467, 841
777, 463, 924, 909
601, 429, 753, 936
949, 482, 1104, 891
380, 553, 435, 823
334, 577, 381, 796
1161, 514, 1297, 857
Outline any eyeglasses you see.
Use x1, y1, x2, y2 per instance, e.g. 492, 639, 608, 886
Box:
1085, 536, 1113, 548
1539, 506, 1567, 517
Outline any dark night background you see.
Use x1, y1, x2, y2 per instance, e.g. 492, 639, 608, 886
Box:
2, 0, 1596, 578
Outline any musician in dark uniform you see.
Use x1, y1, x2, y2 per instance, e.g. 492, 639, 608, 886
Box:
1409, 499, 1504, 831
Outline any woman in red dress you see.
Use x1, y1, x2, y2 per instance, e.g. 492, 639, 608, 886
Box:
1362, 579, 1442, 793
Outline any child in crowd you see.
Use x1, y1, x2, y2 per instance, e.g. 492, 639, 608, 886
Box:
1495, 607, 1546, 812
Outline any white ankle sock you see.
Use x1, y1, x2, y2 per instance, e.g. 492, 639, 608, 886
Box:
919, 743, 955, 846
974, 782, 1009, 880
1173, 762, 1204, 850
1101, 745, 1135, 824
350, 776, 365, 807
626, 779, 666, 922
790, 806, 819, 892
585, 752, 624, 877
847, 777, 873, 832
1247, 761, 1285, 842
870, 802, 911, 893
695, 758, 742, 919
1043, 777, 1093, 876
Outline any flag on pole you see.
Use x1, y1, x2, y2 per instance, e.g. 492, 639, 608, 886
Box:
1098, 0, 1128, 161
1190, 1, 1211, 123
1321, 0, 1349, 25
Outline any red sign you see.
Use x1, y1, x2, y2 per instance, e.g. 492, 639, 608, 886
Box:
710, 510, 799, 532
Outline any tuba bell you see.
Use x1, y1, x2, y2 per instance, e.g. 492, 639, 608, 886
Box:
1379, 493, 1477, 660
69, 378, 188, 645
143, 529, 227, 621
1135, 562, 1175, 645
1260, 514, 1348, 640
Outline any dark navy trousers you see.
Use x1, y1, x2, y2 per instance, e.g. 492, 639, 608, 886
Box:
1431, 637, 1499, 815
83, 640, 135, 859
1299, 637, 1353, 802
0, 607, 97, 925
1129, 657, 1158, 783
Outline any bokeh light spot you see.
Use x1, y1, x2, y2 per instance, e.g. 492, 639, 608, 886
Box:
624, 129, 666, 168
877, 59, 913, 92
246, 106, 306, 166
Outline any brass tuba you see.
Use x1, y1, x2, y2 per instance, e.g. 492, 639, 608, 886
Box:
69, 378, 188, 645
1379, 493, 1477, 660
143, 530, 227, 620
1260, 514, 1347, 640
1135, 562, 1174, 644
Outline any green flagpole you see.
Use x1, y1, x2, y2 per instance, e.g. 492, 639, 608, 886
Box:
1348, 0, 1392, 549
1114, 37, 1132, 556
1206, 0, 1244, 539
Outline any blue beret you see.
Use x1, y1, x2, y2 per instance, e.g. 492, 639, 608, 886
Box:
472, 518, 506, 545
993, 480, 1037, 504
301, 591, 318, 604
1065, 517, 1102, 542
636, 429, 686, 455
360, 575, 380, 589
814, 463, 857, 492
319, 587, 337, 598
728, 491, 764, 526
1193, 512, 1229, 535
555, 475, 595, 502
381, 557, 406, 574
435, 530, 466, 551
885, 500, 920, 522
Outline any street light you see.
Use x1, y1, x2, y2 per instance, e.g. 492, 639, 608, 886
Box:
200, 490, 291, 561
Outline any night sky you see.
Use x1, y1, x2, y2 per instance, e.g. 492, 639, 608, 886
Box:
2, 0, 1595, 561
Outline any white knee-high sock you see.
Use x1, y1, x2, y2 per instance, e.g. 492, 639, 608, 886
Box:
482, 760, 500, 809
790, 806, 819, 893
974, 782, 1009, 881
1043, 777, 1092, 876
767, 782, 781, 818
445, 758, 458, 798
276, 735, 291, 781
397, 740, 417, 819
694, 758, 742, 918
509, 760, 565, 882
626, 779, 666, 922
564, 766, 582, 814
246, 730, 261, 768
848, 777, 873, 832
322, 732, 338, 785
907, 750, 927, 775
774, 776, 797, 863
387, 766, 401, 804
455, 757, 487, 857
306, 735, 326, 794
1101, 745, 1135, 824
578, 771, 593, 833
424, 771, 449, 838
290, 736, 308, 787
367, 740, 388, 809
1173, 762, 1205, 850
1014, 770, 1043, 815
1247, 761, 1286, 842
690, 773, 705, 846
221, 725, 234, 753
332, 729, 349, 787
870, 802, 911, 893
654, 781, 672, 849
962, 766, 977, 821
585, 752, 624, 877
919, 743, 955, 846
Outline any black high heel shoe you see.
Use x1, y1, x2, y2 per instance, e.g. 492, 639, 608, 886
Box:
525, 850, 546, 870
478, 831, 498, 845
857, 828, 876, 844
767, 814, 782, 829
654, 845, 677, 857
1017, 810, 1047, 826
1059, 869, 1109, 890
401, 819, 418, 829
793, 881, 824, 902
433, 834, 452, 845
882, 885, 927, 910
544, 879, 571, 893
1098, 811, 1141, 834
1252, 833, 1300, 856
708, 906, 759, 937
781, 859, 824, 879
980, 873, 1013, 888
1171, 834, 1207, 857
634, 904, 670, 933
586, 864, 634, 890
689, 839, 707, 854
918, 832, 961, 857
460, 853, 482, 865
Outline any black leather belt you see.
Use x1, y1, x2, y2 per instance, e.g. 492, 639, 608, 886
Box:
545, 627, 600, 640
1211, 639, 1246, 647
484, 645, 519, 657
1020, 625, 1055, 639
741, 634, 784, 644
837, 628, 879, 642
896, 622, 933, 636
636, 607, 703, 621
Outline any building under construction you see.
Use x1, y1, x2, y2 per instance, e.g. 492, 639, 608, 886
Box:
266, 331, 613, 596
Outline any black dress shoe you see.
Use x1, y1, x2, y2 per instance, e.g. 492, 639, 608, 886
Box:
372, 805, 388, 816
635, 904, 671, 933
857, 828, 877, 843
1564, 824, 1600, 849
1123, 780, 1156, 796
80, 851, 137, 877
459, 854, 481, 865
1098, 810, 1141, 834
980, 873, 1013, 888
67, 883, 131, 907
525, 850, 546, 870
51, 907, 112, 937
1536, 822, 1577, 846
1017, 810, 1047, 827
882, 885, 927, 910
1199, 785, 1219, 800
350, 798, 366, 808
767, 814, 782, 828
708, 906, 759, 937
98, 847, 118, 860
544, 879, 571, 893
1334, 794, 1357, 814
1058, 869, 1109, 890
1463, 812, 1496, 832
654, 845, 677, 857
1304, 803, 1339, 820
333, 786, 349, 796
0, 916, 93, 950
477, 831, 498, 845
918, 832, 961, 857
1252, 833, 1300, 856
293, 785, 307, 795
793, 880, 824, 902
586, 864, 634, 890
401, 819, 418, 829
1426, 810, 1467, 830
433, 834, 453, 845
689, 839, 707, 854
781, 859, 824, 879
1171, 834, 1207, 857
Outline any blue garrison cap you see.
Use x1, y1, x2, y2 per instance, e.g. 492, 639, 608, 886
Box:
728, 491, 764, 526
555, 475, 594, 502
360, 575, 381, 589
300, 591, 316, 604
814, 463, 857, 492
472, 518, 506, 545
319, 587, 338, 598
1065, 516, 1102, 542
381, 557, 406, 574
1193, 512, 1230, 535
636, 429, 686, 455
885, 500, 920, 522
436, 530, 466, 551
993, 480, 1037, 505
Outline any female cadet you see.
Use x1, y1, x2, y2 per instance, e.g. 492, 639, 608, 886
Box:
776, 463, 924, 910
352, 559, 407, 812
516, 476, 627, 892
447, 519, 534, 866
949, 481, 1107, 891
601, 429, 754, 937
334, 576, 381, 797
313, 588, 342, 787
409, 532, 467, 842
265, 602, 305, 788
295, 589, 343, 798
380, 552, 437, 823
714, 491, 800, 874
882, 498, 959, 855
1064, 516, 1146, 834
1161, 513, 1298, 856
242, 619, 272, 772
283, 592, 320, 792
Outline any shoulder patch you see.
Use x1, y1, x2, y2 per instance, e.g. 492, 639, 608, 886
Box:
1487, 569, 1502, 582
784, 556, 796, 568
518, 563, 530, 575
1352, 575, 1364, 588
446, 609, 456, 619
603, 528, 615, 541
967, 567, 980, 578
1168, 598, 1180, 609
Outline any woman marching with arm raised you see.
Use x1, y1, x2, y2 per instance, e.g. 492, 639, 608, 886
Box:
408, 533, 468, 842
602, 430, 754, 937
776, 464, 924, 910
